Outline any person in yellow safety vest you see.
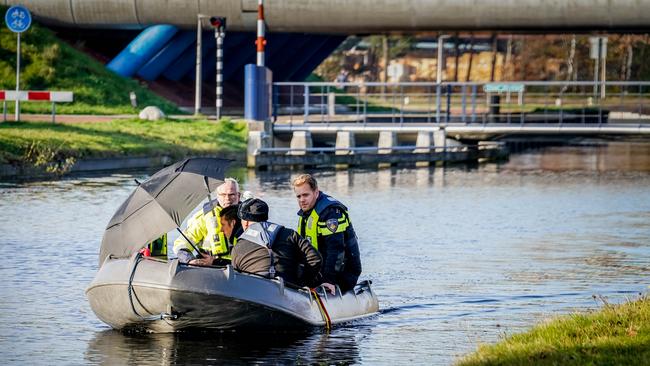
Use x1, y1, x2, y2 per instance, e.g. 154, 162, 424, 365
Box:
173, 178, 242, 265
292, 174, 362, 294
186, 204, 242, 266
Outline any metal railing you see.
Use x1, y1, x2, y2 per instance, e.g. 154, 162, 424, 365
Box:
272, 81, 650, 127
256, 144, 474, 155
255, 142, 506, 156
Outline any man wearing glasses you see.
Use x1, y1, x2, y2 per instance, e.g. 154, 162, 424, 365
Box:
173, 178, 243, 265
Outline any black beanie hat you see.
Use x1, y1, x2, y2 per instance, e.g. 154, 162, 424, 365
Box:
238, 198, 269, 222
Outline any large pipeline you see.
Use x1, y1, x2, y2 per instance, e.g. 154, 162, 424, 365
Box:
3, 0, 650, 32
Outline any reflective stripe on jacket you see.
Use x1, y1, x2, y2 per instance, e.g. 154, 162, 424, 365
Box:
173, 203, 235, 259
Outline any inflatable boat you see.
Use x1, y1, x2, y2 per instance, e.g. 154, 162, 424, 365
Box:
86, 254, 379, 332
85, 158, 379, 332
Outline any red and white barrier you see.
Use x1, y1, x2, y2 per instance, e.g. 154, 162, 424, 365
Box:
0, 90, 73, 102
1, 90, 74, 122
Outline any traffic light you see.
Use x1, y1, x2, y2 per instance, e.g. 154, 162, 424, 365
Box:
209, 16, 226, 33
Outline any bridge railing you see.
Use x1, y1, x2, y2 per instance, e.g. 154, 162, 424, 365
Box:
272, 81, 650, 126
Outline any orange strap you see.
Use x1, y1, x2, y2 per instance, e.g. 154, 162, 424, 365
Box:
311, 288, 331, 330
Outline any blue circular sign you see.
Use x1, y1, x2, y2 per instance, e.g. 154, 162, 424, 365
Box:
5, 5, 32, 33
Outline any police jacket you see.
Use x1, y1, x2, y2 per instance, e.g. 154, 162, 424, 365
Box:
297, 192, 362, 293
231, 222, 322, 287
173, 199, 241, 262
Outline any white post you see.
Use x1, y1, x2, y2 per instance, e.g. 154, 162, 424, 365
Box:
194, 15, 204, 115
600, 37, 607, 99
15, 32, 21, 122
593, 38, 600, 98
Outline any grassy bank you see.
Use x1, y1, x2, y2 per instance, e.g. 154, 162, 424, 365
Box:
0, 6, 179, 114
457, 296, 650, 366
0, 118, 247, 174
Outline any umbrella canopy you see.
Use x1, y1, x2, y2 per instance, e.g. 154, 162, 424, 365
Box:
99, 158, 230, 266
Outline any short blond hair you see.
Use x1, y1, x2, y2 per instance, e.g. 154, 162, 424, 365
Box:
292, 174, 318, 190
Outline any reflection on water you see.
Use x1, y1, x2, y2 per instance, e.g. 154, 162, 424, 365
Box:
506, 142, 650, 172
85, 327, 367, 365
1, 142, 649, 365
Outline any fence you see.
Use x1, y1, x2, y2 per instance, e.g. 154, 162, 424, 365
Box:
272, 81, 650, 126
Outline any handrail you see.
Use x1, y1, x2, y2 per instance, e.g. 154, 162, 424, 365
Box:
254, 144, 487, 155
272, 80, 650, 127
274, 81, 650, 87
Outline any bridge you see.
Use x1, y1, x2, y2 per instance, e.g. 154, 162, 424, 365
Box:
7, 0, 650, 32
5, 0, 650, 108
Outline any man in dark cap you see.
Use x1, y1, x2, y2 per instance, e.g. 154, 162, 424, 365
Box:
231, 198, 323, 288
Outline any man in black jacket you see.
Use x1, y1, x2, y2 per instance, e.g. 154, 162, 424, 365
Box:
293, 174, 362, 294
231, 198, 323, 288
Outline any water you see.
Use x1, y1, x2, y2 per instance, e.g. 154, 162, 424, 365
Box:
1, 142, 649, 365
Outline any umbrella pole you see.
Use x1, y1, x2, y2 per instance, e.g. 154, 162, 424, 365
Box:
177, 177, 215, 258
203, 176, 215, 205
176, 228, 203, 256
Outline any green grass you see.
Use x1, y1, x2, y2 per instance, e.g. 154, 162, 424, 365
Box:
0, 118, 247, 172
457, 295, 650, 366
0, 5, 180, 114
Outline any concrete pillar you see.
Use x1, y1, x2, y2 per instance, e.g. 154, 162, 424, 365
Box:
434, 129, 463, 150
414, 131, 433, 153
377, 131, 397, 154
289, 131, 312, 155
335, 131, 356, 155
247, 131, 270, 168
414, 131, 434, 167
328, 92, 336, 116
433, 129, 446, 150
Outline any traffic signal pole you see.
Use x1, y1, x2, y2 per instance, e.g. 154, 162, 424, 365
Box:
210, 17, 226, 120
215, 30, 223, 120
256, 0, 266, 66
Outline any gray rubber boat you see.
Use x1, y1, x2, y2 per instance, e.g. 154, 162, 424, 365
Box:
86, 254, 379, 333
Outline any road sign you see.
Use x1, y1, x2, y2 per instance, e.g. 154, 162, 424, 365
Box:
5, 5, 32, 33
483, 83, 525, 93
589, 37, 608, 59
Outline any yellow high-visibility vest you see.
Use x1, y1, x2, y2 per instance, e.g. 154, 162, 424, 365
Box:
173, 202, 236, 259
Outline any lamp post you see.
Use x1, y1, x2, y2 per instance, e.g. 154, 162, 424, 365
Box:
194, 14, 209, 116
436, 34, 450, 124
436, 34, 451, 84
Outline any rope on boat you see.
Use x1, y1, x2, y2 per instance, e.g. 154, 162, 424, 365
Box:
127, 252, 178, 322
310, 288, 331, 330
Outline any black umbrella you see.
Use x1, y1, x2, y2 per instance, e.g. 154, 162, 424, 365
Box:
99, 158, 231, 266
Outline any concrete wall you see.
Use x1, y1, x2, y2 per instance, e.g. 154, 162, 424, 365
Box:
6, 0, 650, 32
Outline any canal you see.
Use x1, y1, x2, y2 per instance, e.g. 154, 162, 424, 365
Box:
0, 142, 649, 365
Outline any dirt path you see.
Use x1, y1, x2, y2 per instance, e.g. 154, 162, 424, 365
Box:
1, 113, 135, 123
0, 113, 221, 123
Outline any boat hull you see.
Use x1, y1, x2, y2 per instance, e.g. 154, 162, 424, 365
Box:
86, 255, 379, 332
